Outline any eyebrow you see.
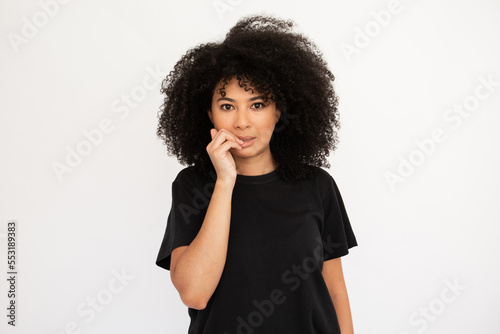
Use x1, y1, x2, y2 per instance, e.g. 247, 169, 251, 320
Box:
216, 96, 266, 102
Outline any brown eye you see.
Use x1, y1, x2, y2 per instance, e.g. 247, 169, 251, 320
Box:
253, 102, 265, 109
221, 104, 232, 111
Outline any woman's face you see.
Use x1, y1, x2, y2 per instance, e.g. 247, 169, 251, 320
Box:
207, 76, 281, 161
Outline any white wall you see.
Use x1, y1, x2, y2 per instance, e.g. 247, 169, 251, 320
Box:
1, 0, 499, 333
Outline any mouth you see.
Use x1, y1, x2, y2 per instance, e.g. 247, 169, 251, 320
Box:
237, 136, 256, 142
237, 136, 256, 148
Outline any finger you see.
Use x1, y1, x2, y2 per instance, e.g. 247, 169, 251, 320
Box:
211, 129, 235, 148
217, 140, 242, 154
226, 130, 245, 144
216, 129, 244, 146
207, 128, 219, 151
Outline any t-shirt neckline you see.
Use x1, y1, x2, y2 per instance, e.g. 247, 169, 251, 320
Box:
236, 168, 280, 184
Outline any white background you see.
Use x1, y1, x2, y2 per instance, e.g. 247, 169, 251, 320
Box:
1, 0, 499, 333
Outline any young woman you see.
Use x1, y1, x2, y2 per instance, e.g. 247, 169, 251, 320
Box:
155, 14, 358, 334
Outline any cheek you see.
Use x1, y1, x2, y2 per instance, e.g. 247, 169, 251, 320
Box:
256, 126, 276, 142
263, 118, 278, 133
259, 114, 278, 128
212, 113, 231, 125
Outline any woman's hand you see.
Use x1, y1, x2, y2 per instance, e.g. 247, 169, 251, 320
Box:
206, 128, 244, 183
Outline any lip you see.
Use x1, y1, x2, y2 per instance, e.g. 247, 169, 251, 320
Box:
238, 137, 256, 148
237, 136, 256, 141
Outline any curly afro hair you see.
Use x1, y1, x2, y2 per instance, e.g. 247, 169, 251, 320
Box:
157, 14, 342, 183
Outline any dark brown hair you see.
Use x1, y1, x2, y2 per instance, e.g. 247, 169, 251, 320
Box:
157, 14, 341, 183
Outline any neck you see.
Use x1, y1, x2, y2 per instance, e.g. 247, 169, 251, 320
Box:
234, 152, 278, 176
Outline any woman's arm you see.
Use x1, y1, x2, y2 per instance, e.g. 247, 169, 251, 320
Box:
170, 178, 235, 310
322, 257, 354, 334
171, 128, 243, 310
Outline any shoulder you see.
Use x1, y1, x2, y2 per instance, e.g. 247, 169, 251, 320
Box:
174, 166, 197, 182
305, 165, 334, 186
173, 165, 216, 188
305, 166, 337, 201
313, 166, 334, 181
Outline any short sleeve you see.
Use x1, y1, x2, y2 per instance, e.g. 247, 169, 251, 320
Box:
155, 177, 206, 271
321, 175, 358, 261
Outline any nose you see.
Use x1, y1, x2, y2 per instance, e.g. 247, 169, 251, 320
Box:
233, 109, 250, 129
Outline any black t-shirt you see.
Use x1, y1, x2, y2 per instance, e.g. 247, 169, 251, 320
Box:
156, 165, 358, 334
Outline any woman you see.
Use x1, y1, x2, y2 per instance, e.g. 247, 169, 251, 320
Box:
155, 14, 358, 334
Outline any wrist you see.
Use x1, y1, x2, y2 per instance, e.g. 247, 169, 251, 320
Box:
215, 178, 235, 189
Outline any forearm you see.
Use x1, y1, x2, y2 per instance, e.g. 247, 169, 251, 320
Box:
332, 290, 354, 334
172, 179, 234, 308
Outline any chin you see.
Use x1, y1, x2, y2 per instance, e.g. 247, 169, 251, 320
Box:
231, 148, 252, 155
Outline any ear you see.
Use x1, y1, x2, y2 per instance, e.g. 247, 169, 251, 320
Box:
207, 109, 213, 124
275, 108, 282, 124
